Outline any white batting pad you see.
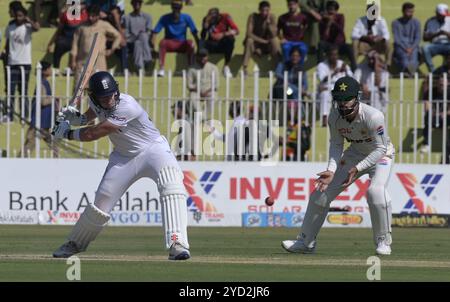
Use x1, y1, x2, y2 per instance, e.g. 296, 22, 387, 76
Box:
157, 166, 189, 249
68, 203, 110, 251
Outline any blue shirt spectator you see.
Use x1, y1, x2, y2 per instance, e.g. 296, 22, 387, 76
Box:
153, 13, 198, 41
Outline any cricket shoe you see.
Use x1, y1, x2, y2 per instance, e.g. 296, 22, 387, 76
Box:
281, 238, 316, 254
168, 241, 191, 260
375, 237, 391, 255
53, 241, 82, 258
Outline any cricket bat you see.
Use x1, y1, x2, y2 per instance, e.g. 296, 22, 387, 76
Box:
69, 32, 100, 108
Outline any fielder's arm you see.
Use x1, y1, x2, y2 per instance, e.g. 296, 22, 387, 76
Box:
68, 119, 120, 142
326, 112, 344, 173
354, 112, 388, 172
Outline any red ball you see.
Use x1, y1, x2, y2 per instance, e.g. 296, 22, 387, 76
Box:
265, 196, 275, 206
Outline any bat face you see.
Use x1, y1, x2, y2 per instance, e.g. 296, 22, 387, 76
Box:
71, 32, 101, 107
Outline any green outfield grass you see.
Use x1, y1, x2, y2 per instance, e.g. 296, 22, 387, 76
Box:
0, 0, 448, 163
0, 225, 449, 281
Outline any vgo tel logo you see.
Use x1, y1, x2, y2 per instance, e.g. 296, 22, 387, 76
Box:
230, 176, 371, 212
183, 171, 225, 223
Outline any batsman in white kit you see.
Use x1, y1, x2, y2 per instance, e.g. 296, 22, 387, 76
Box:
51, 71, 190, 260
282, 76, 395, 255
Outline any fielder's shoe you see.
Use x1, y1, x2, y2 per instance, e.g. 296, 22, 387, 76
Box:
375, 238, 392, 255
53, 241, 81, 258
168, 241, 191, 260
281, 238, 316, 254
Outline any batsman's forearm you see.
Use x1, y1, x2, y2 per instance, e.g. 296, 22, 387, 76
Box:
68, 126, 108, 142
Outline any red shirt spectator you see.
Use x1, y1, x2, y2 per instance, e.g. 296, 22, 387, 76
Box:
277, 12, 308, 42
59, 8, 89, 40
319, 13, 345, 45
201, 13, 239, 41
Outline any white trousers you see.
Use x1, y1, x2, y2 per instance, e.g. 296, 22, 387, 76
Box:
301, 148, 394, 246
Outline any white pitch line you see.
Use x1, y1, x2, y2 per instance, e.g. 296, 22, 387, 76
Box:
1, 254, 450, 269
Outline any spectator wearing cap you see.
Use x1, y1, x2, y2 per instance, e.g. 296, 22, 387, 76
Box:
242, 1, 281, 76
152, 0, 199, 77
187, 48, 219, 121
200, 7, 239, 78
422, 4, 450, 72
392, 2, 421, 75
351, 2, 391, 66
70, 5, 121, 87
318, 0, 356, 71
277, 0, 308, 64
4, 4, 40, 122
121, 0, 153, 71
20, 61, 59, 158
47, 2, 88, 73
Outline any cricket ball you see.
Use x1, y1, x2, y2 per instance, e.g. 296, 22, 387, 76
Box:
265, 196, 275, 206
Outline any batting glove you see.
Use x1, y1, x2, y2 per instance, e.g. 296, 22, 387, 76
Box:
52, 120, 71, 139
61, 106, 87, 126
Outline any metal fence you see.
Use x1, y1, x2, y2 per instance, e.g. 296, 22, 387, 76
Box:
0, 64, 448, 164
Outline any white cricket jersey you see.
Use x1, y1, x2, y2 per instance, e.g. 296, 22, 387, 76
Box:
89, 93, 161, 157
327, 102, 395, 173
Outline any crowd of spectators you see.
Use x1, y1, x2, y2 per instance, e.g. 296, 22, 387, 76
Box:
1, 0, 450, 161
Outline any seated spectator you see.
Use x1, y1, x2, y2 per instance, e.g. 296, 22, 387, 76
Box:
70, 5, 121, 86
4, 4, 40, 122
152, 0, 199, 77
280, 108, 311, 161
299, 0, 326, 52
187, 48, 219, 121
242, 1, 280, 76
47, 3, 88, 73
420, 75, 450, 155
318, 0, 356, 71
351, 2, 391, 66
354, 50, 389, 115
392, 2, 421, 76
20, 62, 59, 158
171, 100, 196, 161
273, 48, 308, 102
277, 0, 308, 64
121, 0, 153, 71
422, 4, 450, 72
317, 46, 353, 126
208, 101, 250, 161
200, 8, 239, 78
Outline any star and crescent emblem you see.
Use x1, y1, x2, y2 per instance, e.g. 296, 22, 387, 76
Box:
339, 83, 348, 91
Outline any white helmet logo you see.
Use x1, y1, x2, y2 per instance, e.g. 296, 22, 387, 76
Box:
101, 79, 109, 90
